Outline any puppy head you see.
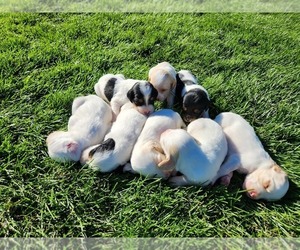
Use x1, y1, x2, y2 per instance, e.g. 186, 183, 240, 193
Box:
148, 62, 177, 102
46, 131, 81, 162
127, 81, 158, 116
182, 88, 210, 123
243, 164, 289, 201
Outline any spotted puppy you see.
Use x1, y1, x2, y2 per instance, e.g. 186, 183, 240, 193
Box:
126, 109, 186, 179
213, 112, 289, 201
46, 95, 113, 162
95, 74, 158, 118
158, 118, 227, 186
80, 103, 148, 172
176, 70, 210, 123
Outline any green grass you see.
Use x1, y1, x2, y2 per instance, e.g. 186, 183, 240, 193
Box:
1, 0, 299, 12
0, 13, 299, 237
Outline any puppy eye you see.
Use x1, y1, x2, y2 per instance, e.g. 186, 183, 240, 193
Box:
160, 89, 167, 93
263, 180, 271, 190
137, 98, 144, 104
193, 109, 201, 114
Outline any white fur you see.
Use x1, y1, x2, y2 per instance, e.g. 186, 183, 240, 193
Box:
80, 103, 148, 172
177, 69, 198, 85
128, 109, 186, 179
95, 74, 154, 118
158, 118, 227, 186
213, 112, 289, 201
94, 73, 125, 103
46, 95, 113, 162
148, 62, 177, 107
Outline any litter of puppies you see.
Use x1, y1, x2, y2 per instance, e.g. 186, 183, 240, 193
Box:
46, 62, 289, 201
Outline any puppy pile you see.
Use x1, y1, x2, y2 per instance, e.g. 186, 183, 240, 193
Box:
46, 62, 289, 201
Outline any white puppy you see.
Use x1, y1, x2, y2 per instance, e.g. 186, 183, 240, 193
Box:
213, 112, 289, 201
46, 95, 113, 162
158, 118, 227, 186
128, 109, 186, 179
80, 103, 148, 172
148, 62, 177, 107
95, 74, 158, 118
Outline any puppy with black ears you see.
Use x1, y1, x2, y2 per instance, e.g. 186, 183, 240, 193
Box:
149, 64, 210, 122
95, 74, 158, 118
176, 70, 210, 123
46, 95, 113, 162
80, 102, 148, 172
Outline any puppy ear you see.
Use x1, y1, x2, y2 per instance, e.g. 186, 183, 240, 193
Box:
151, 85, 158, 99
170, 76, 177, 89
273, 164, 283, 173
127, 87, 134, 102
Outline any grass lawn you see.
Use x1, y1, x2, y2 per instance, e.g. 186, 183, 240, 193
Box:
0, 13, 299, 237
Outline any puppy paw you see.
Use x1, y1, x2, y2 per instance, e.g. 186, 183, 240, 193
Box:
169, 175, 189, 186
123, 163, 137, 174
219, 172, 233, 186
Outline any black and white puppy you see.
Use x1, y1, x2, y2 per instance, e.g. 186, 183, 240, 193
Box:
80, 103, 148, 172
95, 74, 158, 118
175, 70, 210, 123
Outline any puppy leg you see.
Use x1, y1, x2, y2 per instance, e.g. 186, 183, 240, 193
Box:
123, 163, 138, 174
219, 172, 233, 186
110, 97, 122, 118
169, 175, 190, 186
211, 155, 240, 185
71, 96, 88, 114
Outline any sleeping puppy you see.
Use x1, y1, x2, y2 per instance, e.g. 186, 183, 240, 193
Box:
148, 62, 177, 108
126, 109, 186, 179
46, 95, 113, 162
95, 74, 158, 118
158, 118, 227, 186
213, 112, 289, 201
80, 103, 148, 172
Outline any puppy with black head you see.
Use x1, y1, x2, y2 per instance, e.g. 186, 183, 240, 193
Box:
181, 84, 210, 123
175, 70, 210, 123
95, 74, 158, 118
126, 81, 158, 116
